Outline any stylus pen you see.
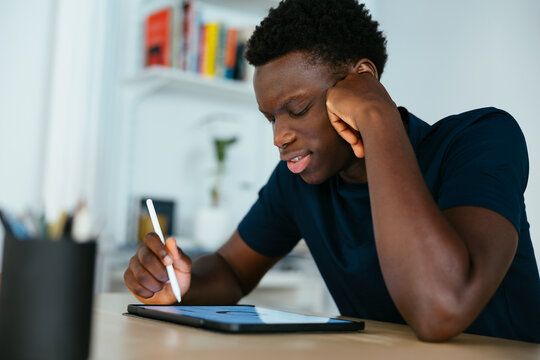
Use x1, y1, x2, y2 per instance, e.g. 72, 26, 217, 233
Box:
146, 199, 182, 303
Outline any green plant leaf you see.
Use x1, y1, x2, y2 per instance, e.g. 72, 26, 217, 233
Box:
214, 137, 237, 163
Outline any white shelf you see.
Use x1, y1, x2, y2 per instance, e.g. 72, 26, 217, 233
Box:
124, 66, 255, 101
200, 0, 278, 17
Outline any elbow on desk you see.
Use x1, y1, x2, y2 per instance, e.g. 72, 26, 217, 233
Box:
408, 301, 470, 342
414, 322, 461, 343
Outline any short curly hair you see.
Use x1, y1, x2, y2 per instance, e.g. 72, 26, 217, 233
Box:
245, 0, 388, 77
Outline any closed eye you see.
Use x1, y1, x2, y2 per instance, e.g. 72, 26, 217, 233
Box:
289, 104, 311, 118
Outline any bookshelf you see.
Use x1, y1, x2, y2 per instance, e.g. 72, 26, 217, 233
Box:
109, 0, 277, 249
124, 66, 255, 101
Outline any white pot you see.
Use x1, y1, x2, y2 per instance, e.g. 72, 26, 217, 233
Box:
193, 207, 230, 251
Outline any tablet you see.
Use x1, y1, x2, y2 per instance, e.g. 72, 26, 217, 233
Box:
127, 304, 365, 333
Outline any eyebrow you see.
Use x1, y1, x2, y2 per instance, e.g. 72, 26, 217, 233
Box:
258, 93, 308, 114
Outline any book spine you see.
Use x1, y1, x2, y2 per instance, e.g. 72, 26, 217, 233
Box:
181, 1, 189, 71
216, 24, 227, 78
235, 26, 255, 80
197, 23, 205, 74
192, 6, 202, 73
144, 7, 172, 67
224, 28, 238, 79
171, 2, 182, 68
203, 22, 219, 76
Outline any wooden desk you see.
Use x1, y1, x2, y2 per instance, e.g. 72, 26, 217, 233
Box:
91, 293, 539, 360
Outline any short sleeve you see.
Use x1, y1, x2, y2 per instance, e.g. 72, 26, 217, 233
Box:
238, 162, 302, 257
437, 110, 529, 233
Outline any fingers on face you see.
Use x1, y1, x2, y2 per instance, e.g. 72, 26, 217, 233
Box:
339, 127, 360, 146
330, 117, 351, 133
328, 115, 365, 158
328, 110, 356, 136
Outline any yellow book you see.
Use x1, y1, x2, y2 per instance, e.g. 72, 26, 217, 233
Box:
203, 22, 220, 76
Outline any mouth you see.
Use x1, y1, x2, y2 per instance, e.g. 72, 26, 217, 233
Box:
283, 152, 312, 174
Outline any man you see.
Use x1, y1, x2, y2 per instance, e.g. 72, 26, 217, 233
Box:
124, 0, 540, 342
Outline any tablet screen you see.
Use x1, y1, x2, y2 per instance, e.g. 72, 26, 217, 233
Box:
139, 305, 350, 325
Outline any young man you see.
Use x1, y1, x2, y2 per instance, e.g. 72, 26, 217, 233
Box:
124, 0, 540, 342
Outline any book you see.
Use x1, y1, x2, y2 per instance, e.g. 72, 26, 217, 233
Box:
144, 7, 172, 67
137, 198, 175, 243
170, 2, 182, 68
143, 0, 254, 82
181, 0, 199, 72
197, 23, 205, 74
216, 25, 228, 78
202, 22, 220, 76
224, 28, 238, 79
234, 26, 255, 81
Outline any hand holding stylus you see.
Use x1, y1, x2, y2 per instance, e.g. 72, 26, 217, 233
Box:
123, 200, 192, 304
146, 199, 182, 302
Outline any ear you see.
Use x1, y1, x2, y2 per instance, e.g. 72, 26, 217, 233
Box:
352, 59, 379, 80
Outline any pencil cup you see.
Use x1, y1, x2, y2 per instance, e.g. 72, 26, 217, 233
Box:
0, 234, 96, 360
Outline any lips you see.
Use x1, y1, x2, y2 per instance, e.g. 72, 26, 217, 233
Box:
284, 152, 312, 174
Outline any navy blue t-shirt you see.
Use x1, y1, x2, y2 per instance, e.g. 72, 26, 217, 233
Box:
238, 107, 540, 342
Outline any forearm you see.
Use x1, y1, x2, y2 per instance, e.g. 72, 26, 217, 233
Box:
359, 109, 473, 338
180, 252, 245, 305
326, 73, 516, 340
181, 230, 279, 305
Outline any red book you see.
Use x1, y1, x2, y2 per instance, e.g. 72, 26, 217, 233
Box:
145, 8, 172, 67
224, 28, 238, 78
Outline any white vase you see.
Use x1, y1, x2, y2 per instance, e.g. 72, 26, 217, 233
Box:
193, 206, 230, 251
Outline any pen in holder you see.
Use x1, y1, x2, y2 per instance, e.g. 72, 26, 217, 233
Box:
0, 233, 96, 360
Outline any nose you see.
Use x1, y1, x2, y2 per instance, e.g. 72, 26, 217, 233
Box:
273, 117, 296, 149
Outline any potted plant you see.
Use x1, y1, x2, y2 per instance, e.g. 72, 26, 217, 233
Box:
211, 137, 237, 207
193, 135, 237, 250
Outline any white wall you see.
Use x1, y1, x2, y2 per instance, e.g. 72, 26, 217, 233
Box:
129, 91, 274, 239
0, 0, 117, 266
0, 1, 55, 213
0, 1, 56, 265
42, 0, 115, 227
375, 0, 540, 259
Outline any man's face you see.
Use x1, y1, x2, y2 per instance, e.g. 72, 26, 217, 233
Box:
254, 51, 360, 184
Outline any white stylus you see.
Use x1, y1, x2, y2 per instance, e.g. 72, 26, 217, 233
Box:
146, 199, 182, 303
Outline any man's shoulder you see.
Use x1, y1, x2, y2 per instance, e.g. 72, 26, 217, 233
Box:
419, 107, 524, 150
427, 107, 528, 176
445, 106, 510, 119
410, 106, 527, 176
434, 107, 518, 133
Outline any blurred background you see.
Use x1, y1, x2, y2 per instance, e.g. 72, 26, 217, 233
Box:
1, 0, 539, 315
